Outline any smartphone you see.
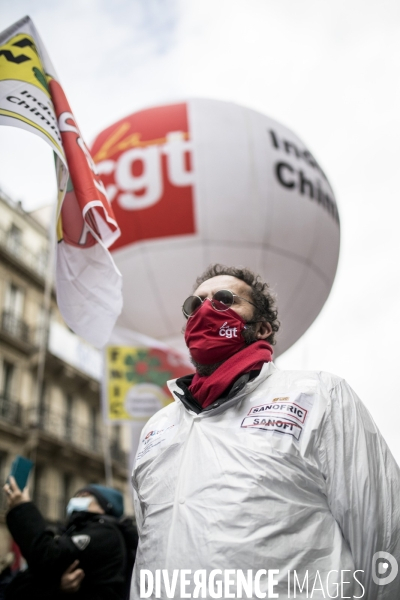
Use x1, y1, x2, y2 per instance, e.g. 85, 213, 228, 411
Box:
8, 455, 34, 490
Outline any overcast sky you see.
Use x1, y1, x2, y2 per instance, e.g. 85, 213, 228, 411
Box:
1, 0, 400, 461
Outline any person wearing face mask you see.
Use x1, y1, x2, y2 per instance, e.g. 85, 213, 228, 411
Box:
3, 479, 137, 600
130, 263, 400, 600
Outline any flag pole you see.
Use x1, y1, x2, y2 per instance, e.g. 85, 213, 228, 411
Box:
100, 349, 114, 486
35, 203, 56, 412
29, 201, 56, 498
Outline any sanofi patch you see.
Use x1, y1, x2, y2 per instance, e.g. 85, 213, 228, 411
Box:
241, 393, 313, 440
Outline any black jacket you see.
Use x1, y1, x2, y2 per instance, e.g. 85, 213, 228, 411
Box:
6, 502, 127, 600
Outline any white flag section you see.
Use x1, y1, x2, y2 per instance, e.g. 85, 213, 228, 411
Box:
0, 16, 122, 348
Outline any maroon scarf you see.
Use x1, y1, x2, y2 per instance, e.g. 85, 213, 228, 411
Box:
189, 340, 273, 408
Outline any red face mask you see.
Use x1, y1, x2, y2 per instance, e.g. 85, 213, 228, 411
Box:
184, 300, 248, 364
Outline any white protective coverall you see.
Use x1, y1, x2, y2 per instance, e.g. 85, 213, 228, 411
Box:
131, 362, 400, 599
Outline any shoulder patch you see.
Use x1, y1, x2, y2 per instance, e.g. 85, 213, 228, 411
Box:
272, 396, 290, 403
71, 534, 91, 550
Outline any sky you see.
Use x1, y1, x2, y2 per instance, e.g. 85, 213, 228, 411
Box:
1, 0, 400, 461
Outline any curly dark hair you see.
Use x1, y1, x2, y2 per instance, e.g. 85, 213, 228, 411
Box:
194, 264, 280, 345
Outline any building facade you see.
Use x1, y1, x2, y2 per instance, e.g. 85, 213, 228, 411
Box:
0, 190, 131, 558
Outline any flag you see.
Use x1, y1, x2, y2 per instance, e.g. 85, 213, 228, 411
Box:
103, 326, 193, 424
0, 16, 122, 348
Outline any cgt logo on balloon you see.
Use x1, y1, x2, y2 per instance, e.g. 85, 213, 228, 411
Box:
91, 103, 196, 250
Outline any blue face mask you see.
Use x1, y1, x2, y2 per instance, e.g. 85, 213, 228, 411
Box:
66, 496, 93, 516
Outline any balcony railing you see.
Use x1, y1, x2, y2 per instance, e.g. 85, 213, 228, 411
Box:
1, 311, 32, 345
0, 394, 23, 427
0, 225, 48, 279
32, 407, 107, 456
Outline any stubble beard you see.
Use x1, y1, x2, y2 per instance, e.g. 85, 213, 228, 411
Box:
190, 323, 259, 377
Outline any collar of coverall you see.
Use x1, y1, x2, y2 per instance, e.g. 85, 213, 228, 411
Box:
170, 361, 276, 415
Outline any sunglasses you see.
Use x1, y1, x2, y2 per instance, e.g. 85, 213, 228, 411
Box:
182, 289, 258, 318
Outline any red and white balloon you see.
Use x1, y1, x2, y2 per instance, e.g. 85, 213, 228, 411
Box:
91, 99, 340, 356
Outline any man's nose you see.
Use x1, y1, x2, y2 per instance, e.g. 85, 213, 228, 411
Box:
200, 297, 213, 310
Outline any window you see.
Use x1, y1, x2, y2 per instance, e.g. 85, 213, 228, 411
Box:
6, 224, 22, 257
37, 382, 46, 428
65, 393, 73, 442
2, 283, 28, 341
90, 406, 98, 452
110, 424, 124, 462
35, 305, 46, 346
60, 472, 73, 519
4, 282, 24, 318
0, 361, 20, 424
2, 360, 14, 399
111, 424, 121, 447
33, 465, 48, 516
36, 247, 48, 277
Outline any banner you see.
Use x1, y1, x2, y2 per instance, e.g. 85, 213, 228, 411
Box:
0, 16, 122, 348
103, 327, 193, 423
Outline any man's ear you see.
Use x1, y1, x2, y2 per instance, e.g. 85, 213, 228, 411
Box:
256, 320, 272, 340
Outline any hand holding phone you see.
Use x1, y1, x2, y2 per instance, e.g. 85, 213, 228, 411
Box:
8, 455, 33, 490
3, 455, 33, 511
3, 476, 31, 510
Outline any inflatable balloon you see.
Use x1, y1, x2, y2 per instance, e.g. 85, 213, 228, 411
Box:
91, 99, 340, 356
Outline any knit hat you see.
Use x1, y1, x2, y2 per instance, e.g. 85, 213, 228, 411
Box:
78, 484, 124, 518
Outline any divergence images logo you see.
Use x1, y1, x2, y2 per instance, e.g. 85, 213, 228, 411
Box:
372, 552, 398, 586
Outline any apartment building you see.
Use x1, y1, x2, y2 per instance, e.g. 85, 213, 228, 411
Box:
0, 190, 131, 557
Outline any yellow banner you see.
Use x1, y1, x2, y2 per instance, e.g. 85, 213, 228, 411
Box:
106, 346, 179, 422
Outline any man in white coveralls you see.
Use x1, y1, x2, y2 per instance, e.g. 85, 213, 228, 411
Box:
131, 264, 400, 600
